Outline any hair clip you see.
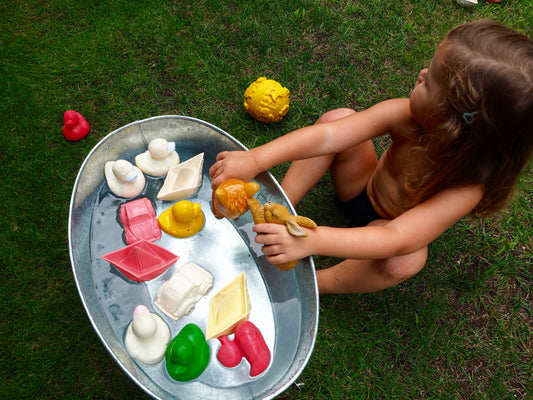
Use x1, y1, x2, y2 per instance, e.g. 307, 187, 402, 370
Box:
462, 111, 478, 125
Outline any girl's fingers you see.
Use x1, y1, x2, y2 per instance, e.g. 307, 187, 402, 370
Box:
208, 159, 220, 178
252, 223, 283, 234
255, 233, 279, 246
266, 253, 290, 265
261, 244, 282, 256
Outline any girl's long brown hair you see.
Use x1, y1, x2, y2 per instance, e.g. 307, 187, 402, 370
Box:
407, 20, 533, 218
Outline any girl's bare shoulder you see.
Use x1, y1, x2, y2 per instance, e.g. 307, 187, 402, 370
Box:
369, 98, 421, 141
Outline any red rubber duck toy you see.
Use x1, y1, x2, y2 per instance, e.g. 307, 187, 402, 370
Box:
62, 110, 90, 141
216, 321, 271, 377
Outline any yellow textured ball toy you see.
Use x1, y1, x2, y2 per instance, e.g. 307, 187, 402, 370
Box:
244, 77, 290, 123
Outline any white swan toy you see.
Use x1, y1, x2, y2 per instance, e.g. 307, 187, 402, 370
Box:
125, 305, 170, 365
104, 159, 146, 198
135, 138, 180, 176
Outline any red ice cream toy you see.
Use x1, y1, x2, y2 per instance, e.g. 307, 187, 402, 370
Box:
63, 110, 90, 141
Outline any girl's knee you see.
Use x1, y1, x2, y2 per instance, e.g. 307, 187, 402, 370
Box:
317, 108, 356, 124
379, 247, 428, 284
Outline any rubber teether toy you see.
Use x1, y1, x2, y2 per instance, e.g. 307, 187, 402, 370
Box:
135, 138, 180, 176
125, 305, 170, 364
211, 179, 260, 220
158, 200, 205, 238
104, 159, 146, 198
62, 110, 90, 141
217, 321, 271, 377
244, 77, 290, 123
165, 324, 209, 382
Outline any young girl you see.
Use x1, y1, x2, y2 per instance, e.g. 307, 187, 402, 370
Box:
209, 20, 533, 294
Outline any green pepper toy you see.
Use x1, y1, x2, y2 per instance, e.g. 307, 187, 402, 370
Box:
165, 323, 209, 381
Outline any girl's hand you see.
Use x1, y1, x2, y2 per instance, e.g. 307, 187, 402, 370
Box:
209, 150, 260, 189
252, 223, 314, 265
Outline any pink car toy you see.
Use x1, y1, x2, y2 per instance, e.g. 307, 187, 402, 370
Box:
120, 198, 161, 244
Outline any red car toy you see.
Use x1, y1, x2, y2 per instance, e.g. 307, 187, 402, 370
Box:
119, 198, 161, 244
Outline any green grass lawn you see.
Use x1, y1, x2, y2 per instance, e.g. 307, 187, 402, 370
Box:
1, 0, 531, 399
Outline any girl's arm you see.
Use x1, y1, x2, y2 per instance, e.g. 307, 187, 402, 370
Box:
254, 184, 484, 263
210, 99, 410, 188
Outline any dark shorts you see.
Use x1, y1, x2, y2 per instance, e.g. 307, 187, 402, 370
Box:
337, 189, 383, 227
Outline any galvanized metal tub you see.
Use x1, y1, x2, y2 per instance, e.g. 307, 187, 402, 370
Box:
68, 116, 319, 399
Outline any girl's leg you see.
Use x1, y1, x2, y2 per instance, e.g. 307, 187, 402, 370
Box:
317, 219, 428, 293
281, 153, 335, 206
281, 108, 378, 206
317, 246, 428, 294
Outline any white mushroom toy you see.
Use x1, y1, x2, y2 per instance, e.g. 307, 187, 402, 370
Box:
135, 138, 180, 176
104, 159, 146, 198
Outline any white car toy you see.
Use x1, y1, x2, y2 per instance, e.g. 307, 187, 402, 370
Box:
154, 262, 213, 320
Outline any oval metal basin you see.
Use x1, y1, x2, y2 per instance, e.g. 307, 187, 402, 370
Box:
68, 116, 319, 400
